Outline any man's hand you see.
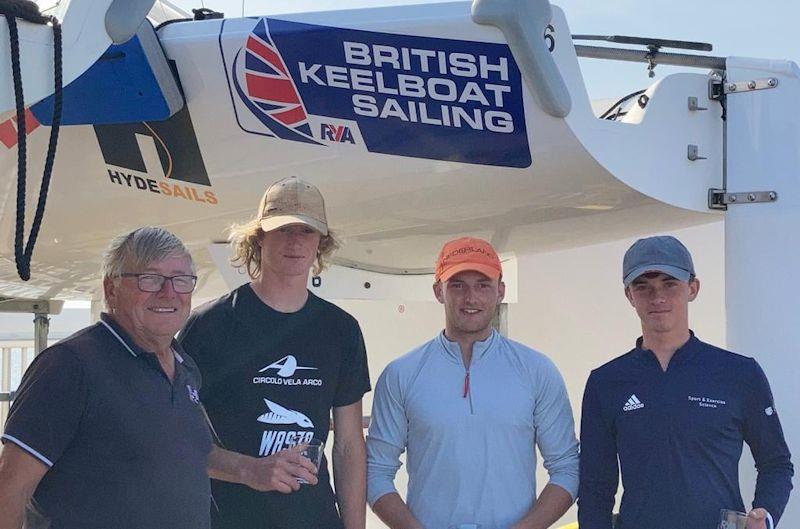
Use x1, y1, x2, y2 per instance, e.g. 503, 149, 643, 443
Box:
371, 493, 425, 529
209, 444, 318, 494
0, 443, 49, 529
745, 508, 769, 529
241, 445, 319, 493
509, 483, 574, 529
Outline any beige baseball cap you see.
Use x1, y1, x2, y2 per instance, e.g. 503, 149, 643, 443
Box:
258, 177, 328, 235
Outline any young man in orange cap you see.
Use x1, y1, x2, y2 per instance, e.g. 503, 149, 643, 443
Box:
366, 237, 579, 529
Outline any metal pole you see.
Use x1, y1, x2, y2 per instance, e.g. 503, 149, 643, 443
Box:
724, 58, 799, 525
493, 303, 509, 337
0, 348, 8, 394
574, 45, 726, 70
33, 313, 50, 355
0, 298, 62, 355
1, 346, 11, 426
90, 299, 104, 323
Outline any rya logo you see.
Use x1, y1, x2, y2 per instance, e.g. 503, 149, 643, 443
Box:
320, 123, 355, 144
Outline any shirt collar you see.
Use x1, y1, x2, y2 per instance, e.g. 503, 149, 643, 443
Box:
437, 328, 497, 365
634, 329, 699, 366
99, 313, 184, 363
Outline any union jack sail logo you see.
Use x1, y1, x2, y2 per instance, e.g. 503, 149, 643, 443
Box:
231, 19, 319, 144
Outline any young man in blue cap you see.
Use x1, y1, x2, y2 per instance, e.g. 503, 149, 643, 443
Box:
578, 235, 793, 529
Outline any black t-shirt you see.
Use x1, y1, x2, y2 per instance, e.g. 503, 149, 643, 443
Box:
179, 285, 371, 529
1, 314, 212, 529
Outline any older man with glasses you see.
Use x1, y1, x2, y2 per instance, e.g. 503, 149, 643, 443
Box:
0, 226, 212, 529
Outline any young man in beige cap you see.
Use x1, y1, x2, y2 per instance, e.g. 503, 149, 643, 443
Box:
180, 177, 371, 529
367, 237, 579, 529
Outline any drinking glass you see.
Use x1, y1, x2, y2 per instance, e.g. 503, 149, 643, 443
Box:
297, 438, 324, 485
718, 509, 748, 529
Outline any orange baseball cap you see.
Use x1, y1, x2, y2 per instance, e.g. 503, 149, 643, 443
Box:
435, 237, 502, 283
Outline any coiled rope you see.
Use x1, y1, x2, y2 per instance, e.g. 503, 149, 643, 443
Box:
1, 0, 63, 280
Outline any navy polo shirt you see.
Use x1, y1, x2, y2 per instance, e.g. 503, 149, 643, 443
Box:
578, 333, 793, 529
2, 314, 212, 529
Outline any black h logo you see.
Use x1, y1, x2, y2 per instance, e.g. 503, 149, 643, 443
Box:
94, 105, 210, 186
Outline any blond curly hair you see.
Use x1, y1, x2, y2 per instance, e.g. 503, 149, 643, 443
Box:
228, 217, 339, 279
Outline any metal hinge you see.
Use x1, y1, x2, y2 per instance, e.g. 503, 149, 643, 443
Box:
710, 77, 778, 100
0, 391, 15, 402
708, 189, 778, 210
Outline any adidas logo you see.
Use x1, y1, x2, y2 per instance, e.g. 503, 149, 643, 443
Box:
623, 394, 645, 412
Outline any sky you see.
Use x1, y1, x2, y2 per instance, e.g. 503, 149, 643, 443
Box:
166, 0, 800, 99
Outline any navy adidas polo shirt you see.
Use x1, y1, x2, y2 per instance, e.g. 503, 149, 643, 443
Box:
578, 333, 793, 529
2, 314, 212, 529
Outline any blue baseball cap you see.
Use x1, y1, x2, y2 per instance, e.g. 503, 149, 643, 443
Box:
623, 235, 695, 287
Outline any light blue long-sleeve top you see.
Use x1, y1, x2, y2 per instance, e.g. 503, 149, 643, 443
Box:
367, 329, 579, 529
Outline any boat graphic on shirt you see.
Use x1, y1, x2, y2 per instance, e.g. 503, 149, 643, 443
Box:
256, 398, 314, 428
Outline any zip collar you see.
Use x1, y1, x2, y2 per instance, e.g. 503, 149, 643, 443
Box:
437, 328, 498, 366
633, 330, 699, 368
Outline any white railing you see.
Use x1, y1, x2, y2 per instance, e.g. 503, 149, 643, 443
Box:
0, 342, 35, 432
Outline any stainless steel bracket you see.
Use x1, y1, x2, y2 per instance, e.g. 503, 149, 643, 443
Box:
708, 189, 778, 210
688, 96, 707, 111
710, 77, 778, 100
688, 144, 707, 161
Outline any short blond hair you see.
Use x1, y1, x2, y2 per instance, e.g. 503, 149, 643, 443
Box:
228, 217, 339, 279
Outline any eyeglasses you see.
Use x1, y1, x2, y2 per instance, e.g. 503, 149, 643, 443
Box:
120, 273, 198, 294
